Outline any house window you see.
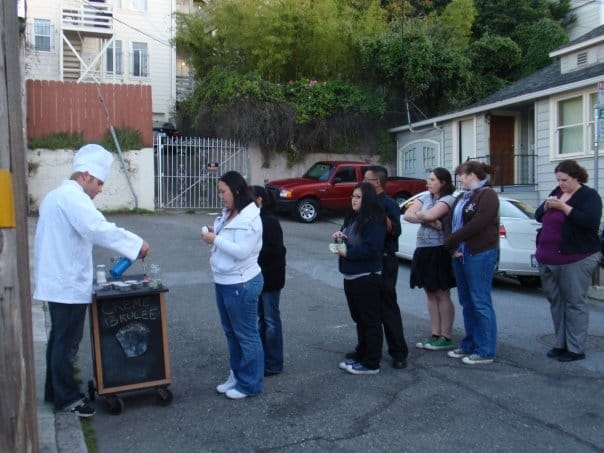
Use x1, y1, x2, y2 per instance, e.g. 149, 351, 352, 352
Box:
459, 118, 475, 161
422, 146, 436, 169
403, 148, 416, 169
554, 91, 597, 156
131, 0, 147, 11
106, 40, 122, 75
132, 42, 148, 77
34, 19, 51, 52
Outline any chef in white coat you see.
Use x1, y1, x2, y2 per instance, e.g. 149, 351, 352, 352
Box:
34, 144, 150, 417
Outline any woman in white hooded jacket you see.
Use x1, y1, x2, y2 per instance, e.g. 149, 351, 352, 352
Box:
201, 171, 264, 399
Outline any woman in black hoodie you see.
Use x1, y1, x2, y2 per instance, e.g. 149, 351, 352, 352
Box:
252, 186, 287, 375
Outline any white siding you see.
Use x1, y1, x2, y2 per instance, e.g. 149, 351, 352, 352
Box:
569, 0, 604, 40
113, 2, 176, 123
25, 2, 62, 81
533, 98, 604, 209
475, 115, 486, 157
25, 1, 177, 125
395, 127, 444, 179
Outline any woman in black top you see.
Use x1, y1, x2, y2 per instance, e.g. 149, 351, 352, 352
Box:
252, 186, 287, 375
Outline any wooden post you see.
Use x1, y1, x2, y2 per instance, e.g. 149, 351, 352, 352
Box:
0, 1, 39, 452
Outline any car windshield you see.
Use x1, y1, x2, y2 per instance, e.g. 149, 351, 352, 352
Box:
303, 163, 334, 182
500, 199, 536, 219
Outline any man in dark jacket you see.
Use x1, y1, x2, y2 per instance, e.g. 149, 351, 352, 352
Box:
361, 166, 409, 369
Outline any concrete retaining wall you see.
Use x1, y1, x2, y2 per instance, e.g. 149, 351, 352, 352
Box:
247, 142, 390, 185
28, 144, 392, 212
28, 148, 155, 212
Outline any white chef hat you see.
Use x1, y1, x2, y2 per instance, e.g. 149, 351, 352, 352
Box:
73, 144, 114, 182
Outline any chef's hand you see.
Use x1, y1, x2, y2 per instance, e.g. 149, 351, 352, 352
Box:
138, 241, 150, 259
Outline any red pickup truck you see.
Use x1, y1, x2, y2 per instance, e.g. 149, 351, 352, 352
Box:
265, 161, 426, 222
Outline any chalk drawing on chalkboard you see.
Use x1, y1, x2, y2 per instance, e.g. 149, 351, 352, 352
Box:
116, 322, 151, 358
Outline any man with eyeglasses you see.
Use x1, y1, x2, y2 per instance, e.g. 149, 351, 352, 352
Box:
359, 165, 409, 369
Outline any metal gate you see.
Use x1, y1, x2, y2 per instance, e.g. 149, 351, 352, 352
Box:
154, 136, 249, 209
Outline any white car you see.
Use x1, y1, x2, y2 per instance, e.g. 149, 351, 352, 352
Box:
396, 192, 541, 286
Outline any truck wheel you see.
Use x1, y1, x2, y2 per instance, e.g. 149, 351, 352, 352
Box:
296, 198, 319, 223
395, 192, 411, 207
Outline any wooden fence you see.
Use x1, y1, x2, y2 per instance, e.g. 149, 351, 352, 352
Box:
26, 80, 153, 146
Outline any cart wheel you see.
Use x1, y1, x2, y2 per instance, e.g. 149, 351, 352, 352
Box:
156, 387, 173, 406
104, 396, 124, 415
87, 380, 96, 402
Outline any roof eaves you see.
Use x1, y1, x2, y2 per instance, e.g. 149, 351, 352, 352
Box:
389, 75, 604, 134
550, 35, 604, 58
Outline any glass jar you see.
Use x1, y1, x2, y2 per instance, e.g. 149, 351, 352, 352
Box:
96, 264, 107, 284
149, 264, 162, 288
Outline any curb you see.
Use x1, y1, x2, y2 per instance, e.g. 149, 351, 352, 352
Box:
33, 300, 87, 453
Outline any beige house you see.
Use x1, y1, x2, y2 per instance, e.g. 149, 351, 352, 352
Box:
22, 0, 201, 128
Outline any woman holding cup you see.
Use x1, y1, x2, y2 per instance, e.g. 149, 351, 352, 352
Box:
535, 160, 602, 362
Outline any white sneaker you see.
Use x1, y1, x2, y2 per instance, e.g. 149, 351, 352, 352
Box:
461, 354, 494, 365
447, 348, 470, 359
216, 370, 237, 394
225, 388, 248, 399
338, 359, 356, 370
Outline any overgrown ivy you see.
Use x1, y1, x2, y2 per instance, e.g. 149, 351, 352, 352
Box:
187, 69, 388, 162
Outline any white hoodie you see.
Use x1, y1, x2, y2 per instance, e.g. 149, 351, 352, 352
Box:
210, 202, 262, 285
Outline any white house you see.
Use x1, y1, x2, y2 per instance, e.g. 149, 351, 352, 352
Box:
569, 0, 604, 40
22, 0, 200, 128
390, 25, 604, 207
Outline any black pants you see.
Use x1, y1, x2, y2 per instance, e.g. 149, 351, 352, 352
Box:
45, 302, 88, 409
344, 273, 384, 370
381, 254, 408, 360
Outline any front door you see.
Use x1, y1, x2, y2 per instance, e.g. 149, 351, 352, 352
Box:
489, 115, 515, 185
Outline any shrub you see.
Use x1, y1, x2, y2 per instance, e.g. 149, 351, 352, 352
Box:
28, 132, 86, 150
100, 127, 144, 152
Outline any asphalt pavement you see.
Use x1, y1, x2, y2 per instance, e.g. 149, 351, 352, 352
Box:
29, 212, 604, 452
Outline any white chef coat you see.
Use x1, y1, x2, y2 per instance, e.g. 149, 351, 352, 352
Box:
34, 180, 143, 304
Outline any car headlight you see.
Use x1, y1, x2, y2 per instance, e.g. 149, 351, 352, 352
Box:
279, 189, 292, 199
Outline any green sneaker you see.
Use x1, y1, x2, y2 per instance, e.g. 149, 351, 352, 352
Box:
424, 336, 454, 351
415, 335, 439, 349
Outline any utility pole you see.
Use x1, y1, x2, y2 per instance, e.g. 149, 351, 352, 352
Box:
0, 0, 38, 451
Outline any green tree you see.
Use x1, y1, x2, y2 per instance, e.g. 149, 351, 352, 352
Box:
473, 0, 571, 43
467, 34, 522, 98
174, 0, 571, 160
436, 0, 476, 50
515, 18, 568, 77
175, 0, 386, 83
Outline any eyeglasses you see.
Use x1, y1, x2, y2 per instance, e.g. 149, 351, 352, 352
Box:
364, 178, 378, 182
350, 195, 362, 199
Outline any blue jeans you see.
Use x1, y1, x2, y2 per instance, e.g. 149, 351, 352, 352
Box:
259, 290, 284, 374
215, 273, 264, 396
452, 248, 498, 358
45, 302, 88, 410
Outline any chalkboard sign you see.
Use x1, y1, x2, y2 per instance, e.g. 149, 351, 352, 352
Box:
91, 289, 171, 393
